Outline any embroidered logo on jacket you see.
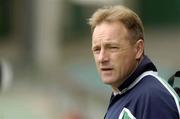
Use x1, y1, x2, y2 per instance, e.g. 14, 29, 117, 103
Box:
118, 108, 136, 119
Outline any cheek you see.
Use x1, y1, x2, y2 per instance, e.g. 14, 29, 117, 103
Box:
93, 56, 100, 67
112, 53, 133, 71
93, 55, 98, 63
122, 54, 137, 73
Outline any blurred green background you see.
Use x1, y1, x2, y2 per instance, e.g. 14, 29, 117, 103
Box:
0, 0, 180, 119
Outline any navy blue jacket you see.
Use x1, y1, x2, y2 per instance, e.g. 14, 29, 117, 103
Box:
104, 56, 180, 119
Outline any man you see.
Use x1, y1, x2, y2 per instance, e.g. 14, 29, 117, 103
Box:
88, 5, 180, 119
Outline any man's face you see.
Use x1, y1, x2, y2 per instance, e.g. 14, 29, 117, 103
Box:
92, 21, 140, 88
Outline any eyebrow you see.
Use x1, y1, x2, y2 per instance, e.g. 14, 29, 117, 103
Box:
91, 45, 99, 50
92, 42, 120, 49
102, 41, 121, 46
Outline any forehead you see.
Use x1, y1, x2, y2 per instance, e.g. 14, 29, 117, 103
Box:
92, 21, 129, 44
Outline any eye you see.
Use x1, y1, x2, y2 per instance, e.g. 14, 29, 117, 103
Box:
110, 46, 118, 49
92, 47, 101, 54
109, 46, 119, 51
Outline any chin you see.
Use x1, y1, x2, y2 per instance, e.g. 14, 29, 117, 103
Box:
102, 77, 116, 85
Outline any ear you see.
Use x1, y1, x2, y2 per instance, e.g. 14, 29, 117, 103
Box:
135, 39, 144, 60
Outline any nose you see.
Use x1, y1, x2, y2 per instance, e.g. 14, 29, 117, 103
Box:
98, 49, 109, 63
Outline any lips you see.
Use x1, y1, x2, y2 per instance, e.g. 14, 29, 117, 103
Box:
100, 68, 113, 76
100, 67, 113, 71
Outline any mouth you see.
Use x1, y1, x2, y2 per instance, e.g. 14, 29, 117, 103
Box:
100, 67, 113, 72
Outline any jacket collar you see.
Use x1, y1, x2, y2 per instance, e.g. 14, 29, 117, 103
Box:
116, 55, 157, 93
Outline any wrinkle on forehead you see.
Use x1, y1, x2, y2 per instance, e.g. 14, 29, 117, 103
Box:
92, 21, 130, 47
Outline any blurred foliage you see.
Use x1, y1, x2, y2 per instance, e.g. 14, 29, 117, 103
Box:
0, 0, 11, 37
139, 0, 180, 26
62, 2, 96, 42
